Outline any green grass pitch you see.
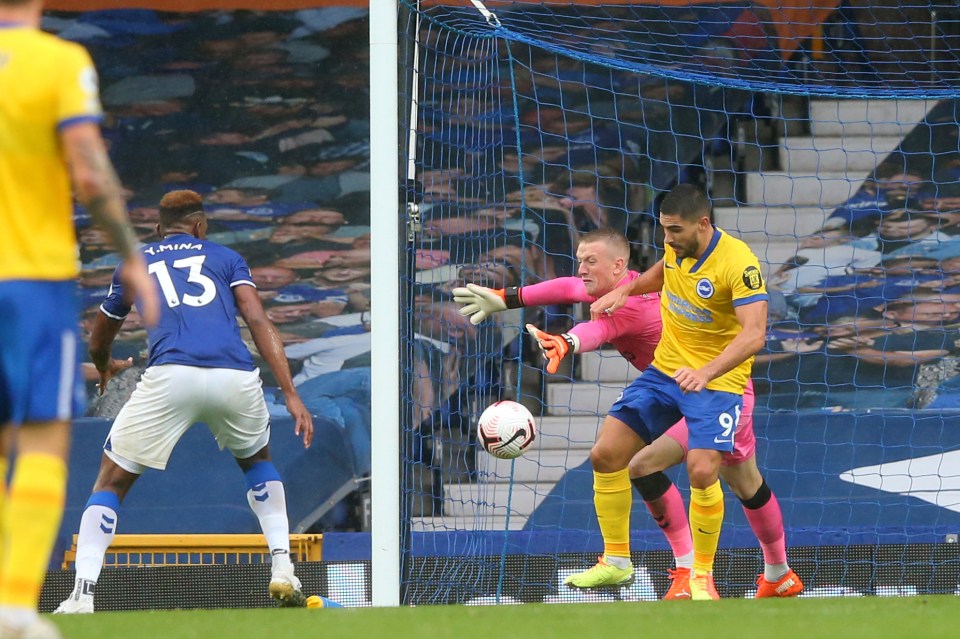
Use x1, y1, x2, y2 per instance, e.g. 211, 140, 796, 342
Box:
51, 596, 959, 639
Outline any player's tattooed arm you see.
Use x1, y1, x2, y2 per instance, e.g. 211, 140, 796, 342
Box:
60, 122, 140, 259
61, 122, 159, 325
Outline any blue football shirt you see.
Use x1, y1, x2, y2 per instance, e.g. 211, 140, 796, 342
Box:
101, 233, 256, 371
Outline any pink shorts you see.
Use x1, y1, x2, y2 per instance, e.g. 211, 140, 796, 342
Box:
664, 380, 756, 466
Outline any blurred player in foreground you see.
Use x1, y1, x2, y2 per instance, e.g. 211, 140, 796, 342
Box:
0, 1, 158, 636
455, 222, 801, 599
55, 191, 313, 613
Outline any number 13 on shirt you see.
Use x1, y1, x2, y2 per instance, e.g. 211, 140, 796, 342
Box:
148, 256, 216, 308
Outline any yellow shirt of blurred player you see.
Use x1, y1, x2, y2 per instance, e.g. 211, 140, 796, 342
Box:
0, 25, 102, 280
652, 227, 767, 394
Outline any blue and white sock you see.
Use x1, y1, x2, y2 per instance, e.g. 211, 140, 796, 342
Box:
74, 491, 121, 590
244, 462, 292, 572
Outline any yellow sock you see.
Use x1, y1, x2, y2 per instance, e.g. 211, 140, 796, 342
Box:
690, 480, 724, 574
593, 469, 631, 559
0, 453, 67, 610
0, 456, 7, 569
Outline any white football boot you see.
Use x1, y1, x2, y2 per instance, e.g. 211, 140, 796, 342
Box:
269, 564, 306, 608
53, 579, 95, 614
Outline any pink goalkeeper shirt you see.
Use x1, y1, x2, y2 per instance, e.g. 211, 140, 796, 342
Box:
520, 271, 662, 371
521, 271, 757, 458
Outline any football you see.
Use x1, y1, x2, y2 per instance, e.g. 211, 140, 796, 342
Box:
477, 400, 537, 459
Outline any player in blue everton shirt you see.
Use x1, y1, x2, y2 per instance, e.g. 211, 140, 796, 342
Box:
56, 191, 314, 613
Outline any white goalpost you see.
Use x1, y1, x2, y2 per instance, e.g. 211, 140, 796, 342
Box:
369, 0, 402, 608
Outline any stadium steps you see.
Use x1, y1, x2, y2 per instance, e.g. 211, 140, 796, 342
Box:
750, 241, 804, 275
442, 481, 549, 517
744, 171, 866, 207
531, 415, 601, 449
577, 350, 639, 384
732, 98, 934, 269
713, 206, 822, 276
475, 448, 590, 484
808, 99, 936, 137
713, 206, 829, 239
779, 135, 903, 172
431, 419, 597, 525
433, 418, 597, 525
544, 382, 623, 417
740, 99, 934, 208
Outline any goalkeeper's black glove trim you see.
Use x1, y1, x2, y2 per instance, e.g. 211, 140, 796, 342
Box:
503, 286, 523, 309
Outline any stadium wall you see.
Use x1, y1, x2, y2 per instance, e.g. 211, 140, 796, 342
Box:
62, 409, 960, 551
39, 542, 960, 609
57, 416, 364, 566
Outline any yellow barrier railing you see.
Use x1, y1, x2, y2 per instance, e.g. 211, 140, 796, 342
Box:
62, 534, 322, 569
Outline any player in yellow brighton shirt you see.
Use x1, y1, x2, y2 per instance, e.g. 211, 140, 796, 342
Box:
0, 1, 158, 636
591, 184, 768, 600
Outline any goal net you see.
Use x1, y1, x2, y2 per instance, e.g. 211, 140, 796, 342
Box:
396, 0, 960, 603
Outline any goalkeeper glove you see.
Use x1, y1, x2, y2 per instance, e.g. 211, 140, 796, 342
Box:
452, 283, 522, 325
526, 323, 580, 375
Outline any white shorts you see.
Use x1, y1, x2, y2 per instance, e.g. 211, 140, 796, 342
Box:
105, 364, 270, 473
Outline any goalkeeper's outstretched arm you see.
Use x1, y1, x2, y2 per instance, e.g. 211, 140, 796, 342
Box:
526, 324, 579, 374
525, 318, 618, 374
525, 307, 637, 373
453, 277, 590, 325
452, 283, 519, 324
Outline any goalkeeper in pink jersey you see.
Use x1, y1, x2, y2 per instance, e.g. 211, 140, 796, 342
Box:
453, 228, 801, 599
